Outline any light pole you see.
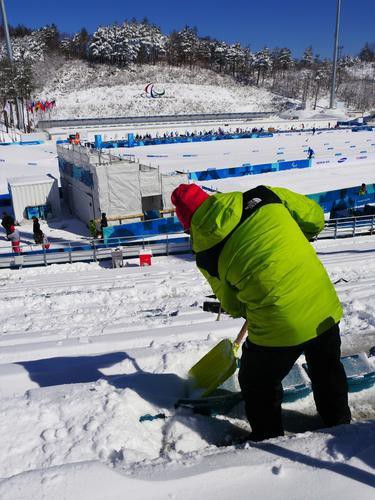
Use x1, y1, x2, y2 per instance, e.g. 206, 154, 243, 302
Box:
330, 0, 342, 109
0, 0, 25, 131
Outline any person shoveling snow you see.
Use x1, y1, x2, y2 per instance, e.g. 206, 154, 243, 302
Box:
171, 183, 351, 441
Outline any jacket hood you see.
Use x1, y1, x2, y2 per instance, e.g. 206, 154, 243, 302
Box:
190, 192, 242, 252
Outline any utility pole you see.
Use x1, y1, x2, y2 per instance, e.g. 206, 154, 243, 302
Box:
0, 0, 25, 131
330, 0, 342, 109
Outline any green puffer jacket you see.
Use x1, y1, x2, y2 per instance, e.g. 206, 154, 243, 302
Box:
190, 185, 343, 347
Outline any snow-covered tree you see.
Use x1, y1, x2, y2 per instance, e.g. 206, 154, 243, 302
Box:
0, 57, 34, 101
359, 43, 375, 62
135, 22, 166, 64
301, 46, 314, 67
254, 48, 272, 85
89, 22, 166, 66
276, 47, 293, 71
62, 29, 89, 59
38, 24, 60, 52
0, 25, 60, 62
195, 37, 216, 68
165, 27, 199, 67
225, 43, 247, 76
212, 41, 229, 72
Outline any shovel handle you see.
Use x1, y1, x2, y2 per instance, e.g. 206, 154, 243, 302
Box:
233, 320, 248, 351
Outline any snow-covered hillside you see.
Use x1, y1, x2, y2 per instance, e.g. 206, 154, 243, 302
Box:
38, 61, 291, 119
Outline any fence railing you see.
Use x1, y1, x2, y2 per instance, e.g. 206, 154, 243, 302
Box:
320, 214, 375, 239
0, 234, 191, 269
37, 111, 276, 130
0, 214, 373, 269
0, 120, 22, 143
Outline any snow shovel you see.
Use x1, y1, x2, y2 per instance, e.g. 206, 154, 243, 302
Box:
188, 320, 248, 398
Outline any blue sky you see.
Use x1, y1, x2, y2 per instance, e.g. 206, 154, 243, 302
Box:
5, 0, 375, 58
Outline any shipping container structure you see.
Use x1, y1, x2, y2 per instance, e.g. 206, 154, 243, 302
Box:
8, 174, 61, 224
56, 143, 187, 224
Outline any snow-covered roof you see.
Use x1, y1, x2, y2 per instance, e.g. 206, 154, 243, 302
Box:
7, 174, 56, 187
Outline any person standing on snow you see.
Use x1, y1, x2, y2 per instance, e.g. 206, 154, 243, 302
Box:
8, 225, 22, 253
41, 232, 50, 250
307, 147, 315, 159
1, 211, 14, 237
100, 213, 108, 239
32, 216, 41, 243
171, 183, 351, 441
34, 229, 50, 249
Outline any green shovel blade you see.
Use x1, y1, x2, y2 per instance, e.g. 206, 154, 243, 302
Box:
188, 339, 238, 398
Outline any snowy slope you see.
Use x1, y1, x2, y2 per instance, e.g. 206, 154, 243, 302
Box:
38, 61, 290, 119
0, 236, 374, 499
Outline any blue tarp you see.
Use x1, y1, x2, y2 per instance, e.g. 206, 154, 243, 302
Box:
59, 158, 93, 187
0, 140, 44, 146
352, 126, 373, 132
0, 193, 11, 208
103, 216, 183, 243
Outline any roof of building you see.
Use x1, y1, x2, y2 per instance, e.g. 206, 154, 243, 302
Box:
7, 175, 57, 187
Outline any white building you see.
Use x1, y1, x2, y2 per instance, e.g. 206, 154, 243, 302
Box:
56, 144, 188, 223
8, 174, 61, 224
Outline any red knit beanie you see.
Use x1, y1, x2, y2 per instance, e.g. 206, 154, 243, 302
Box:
171, 184, 210, 230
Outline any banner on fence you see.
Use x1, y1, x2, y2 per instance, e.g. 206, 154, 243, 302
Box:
103, 216, 183, 244
308, 184, 375, 214
189, 159, 311, 181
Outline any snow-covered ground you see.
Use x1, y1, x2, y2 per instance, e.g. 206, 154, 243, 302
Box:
0, 142, 59, 193
1, 128, 373, 195
0, 236, 374, 499
0, 127, 374, 250
119, 128, 375, 174
0, 114, 374, 498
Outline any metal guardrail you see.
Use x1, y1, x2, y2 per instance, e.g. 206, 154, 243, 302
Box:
320, 214, 375, 239
37, 112, 276, 130
0, 234, 191, 269
0, 214, 373, 269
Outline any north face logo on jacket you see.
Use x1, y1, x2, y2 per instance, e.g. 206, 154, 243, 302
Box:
245, 198, 262, 211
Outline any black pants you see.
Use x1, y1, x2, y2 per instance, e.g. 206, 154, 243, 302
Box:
238, 324, 351, 440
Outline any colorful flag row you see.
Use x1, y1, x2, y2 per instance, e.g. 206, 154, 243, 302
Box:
27, 99, 56, 113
